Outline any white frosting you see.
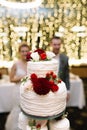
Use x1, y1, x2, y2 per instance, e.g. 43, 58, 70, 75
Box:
50, 118, 70, 130
27, 59, 58, 77
20, 81, 67, 117
26, 125, 48, 130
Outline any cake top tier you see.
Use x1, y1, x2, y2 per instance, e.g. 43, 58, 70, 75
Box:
26, 49, 58, 77
27, 59, 58, 77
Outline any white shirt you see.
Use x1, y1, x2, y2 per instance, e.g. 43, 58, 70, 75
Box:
54, 54, 60, 74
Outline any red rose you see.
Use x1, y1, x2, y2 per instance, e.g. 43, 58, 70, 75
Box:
31, 73, 37, 82
46, 73, 50, 79
33, 78, 51, 95
49, 80, 54, 85
34, 49, 45, 55
51, 84, 59, 92
36, 124, 41, 129
52, 74, 57, 79
26, 52, 31, 61
31, 73, 37, 79
40, 53, 47, 60
50, 71, 54, 76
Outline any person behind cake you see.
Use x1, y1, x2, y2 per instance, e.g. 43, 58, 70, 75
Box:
50, 36, 70, 101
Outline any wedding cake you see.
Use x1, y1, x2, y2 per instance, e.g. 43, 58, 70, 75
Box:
19, 49, 70, 130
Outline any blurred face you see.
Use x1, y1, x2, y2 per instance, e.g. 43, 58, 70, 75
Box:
19, 46, 29, 61
51, 39, 61, 55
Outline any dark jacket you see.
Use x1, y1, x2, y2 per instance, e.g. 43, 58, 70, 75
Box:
58, 53, 70, 90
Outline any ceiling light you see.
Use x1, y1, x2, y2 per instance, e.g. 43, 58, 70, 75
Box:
13, 26, 28, 32
0, 0, 42, 9
77, 33, 87, 37
71, 26, 86, 32
55, 32, 64, 37
59, 26, 65, 32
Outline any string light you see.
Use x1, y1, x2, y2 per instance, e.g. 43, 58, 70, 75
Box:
71, 26, 86, 32
13, 26, 28, 32
0, 0, 87, 60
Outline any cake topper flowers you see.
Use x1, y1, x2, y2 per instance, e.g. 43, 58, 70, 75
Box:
26, 48, 55, 61
21, 71, 62, 95
30, 71, 61, 95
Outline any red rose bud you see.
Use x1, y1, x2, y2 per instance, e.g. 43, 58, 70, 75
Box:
51, 84, 59, 92
46, 73, 50, 79
36, 124, 41, 129
58, 79, 62, 83
31, 73, 37, 82
49, 80, 54, 85
52, 74, 57, 79
40, 53, 47, 60
50, 71, 54, 76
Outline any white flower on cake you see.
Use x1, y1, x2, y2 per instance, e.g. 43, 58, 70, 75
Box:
21, 78, 33, 94
46, 51, 55, 60
24, 80, 33, 92
31, 52, 39, 61
26, 48, 55, 61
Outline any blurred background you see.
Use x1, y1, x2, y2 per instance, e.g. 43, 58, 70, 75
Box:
0, 0, 87, 130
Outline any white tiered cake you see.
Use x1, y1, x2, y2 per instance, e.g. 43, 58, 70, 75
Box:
19, 49, 70, 130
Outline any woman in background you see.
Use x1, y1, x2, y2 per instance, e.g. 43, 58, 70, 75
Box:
5, 43, 30, 130
10, 43, 29, 83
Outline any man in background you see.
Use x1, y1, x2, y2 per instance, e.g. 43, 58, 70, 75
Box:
51, 36, 70, 101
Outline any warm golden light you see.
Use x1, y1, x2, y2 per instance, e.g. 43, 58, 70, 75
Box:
0, 0, 87, 60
